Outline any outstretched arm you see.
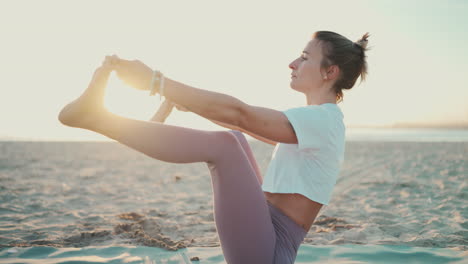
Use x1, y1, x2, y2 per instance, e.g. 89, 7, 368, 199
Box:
109, 56, 241, 127
163, 77, 245, 126
109, 55, 297, 145
150, 99, 277, 146
162, 79, 296, 145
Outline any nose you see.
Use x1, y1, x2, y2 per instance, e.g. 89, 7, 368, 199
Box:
289, 58, 298, 70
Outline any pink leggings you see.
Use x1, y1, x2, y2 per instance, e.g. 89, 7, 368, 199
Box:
89, 112, 306, 263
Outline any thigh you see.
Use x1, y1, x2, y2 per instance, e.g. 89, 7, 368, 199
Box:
207, 131, 276, 264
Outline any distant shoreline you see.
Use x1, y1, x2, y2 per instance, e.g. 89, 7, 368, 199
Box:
347, 123, 468, 129
1, 124, 468, 141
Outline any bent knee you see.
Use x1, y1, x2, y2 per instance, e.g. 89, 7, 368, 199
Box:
209, 131, 244, 161
215, 130, 242, 146
228, 129, 246, 141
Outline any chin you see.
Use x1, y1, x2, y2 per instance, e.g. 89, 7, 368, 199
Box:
289, 82, 298, 91
290, 84, 304, 93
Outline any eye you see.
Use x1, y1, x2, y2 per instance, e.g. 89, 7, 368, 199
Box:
300, 54, 307, 60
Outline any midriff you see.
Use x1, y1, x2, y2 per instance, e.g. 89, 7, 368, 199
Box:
264, 191, 323, 232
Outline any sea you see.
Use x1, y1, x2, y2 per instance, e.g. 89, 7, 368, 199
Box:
1, 128, 467, 263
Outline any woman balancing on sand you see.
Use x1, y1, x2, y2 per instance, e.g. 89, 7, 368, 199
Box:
58, 31, 370, 264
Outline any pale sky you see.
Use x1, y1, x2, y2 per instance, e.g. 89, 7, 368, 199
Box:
1, 0, 467, 141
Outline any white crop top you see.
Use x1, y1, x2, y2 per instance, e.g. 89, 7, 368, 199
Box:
261, 103, 345, 205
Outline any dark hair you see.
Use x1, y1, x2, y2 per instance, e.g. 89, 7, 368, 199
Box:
312, 31, 370, 103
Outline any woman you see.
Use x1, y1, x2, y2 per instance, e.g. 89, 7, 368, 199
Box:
58, 31, 370, 264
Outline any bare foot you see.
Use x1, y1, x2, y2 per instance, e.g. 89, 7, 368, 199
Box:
58, 64, 113, 130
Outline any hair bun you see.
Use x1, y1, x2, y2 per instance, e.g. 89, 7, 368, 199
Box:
355, 32, 370, 49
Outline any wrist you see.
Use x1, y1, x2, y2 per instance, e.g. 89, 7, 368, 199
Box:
149, 70, 161, 95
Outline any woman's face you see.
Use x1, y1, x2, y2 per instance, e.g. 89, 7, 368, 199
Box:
289, 38, 326, 93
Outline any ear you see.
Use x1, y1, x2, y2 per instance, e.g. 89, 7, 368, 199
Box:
326, 65, 340, 80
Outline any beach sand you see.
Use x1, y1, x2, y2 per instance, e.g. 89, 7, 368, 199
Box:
0, 140, 466, 261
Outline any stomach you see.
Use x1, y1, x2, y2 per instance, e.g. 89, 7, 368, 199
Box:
264, 192, 323, 232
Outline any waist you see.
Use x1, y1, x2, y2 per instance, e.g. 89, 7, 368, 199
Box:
264, 192, 323, 232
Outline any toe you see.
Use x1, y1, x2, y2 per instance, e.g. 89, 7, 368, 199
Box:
90, 66, 112, 86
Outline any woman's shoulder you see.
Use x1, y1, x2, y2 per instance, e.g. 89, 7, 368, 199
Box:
319, 103, 344, 119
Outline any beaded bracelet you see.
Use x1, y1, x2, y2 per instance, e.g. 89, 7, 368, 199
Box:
159, 74, 165, 101
149, 70, 160, 97
149, 70, 166, 100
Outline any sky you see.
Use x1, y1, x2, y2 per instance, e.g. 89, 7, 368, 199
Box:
1, 0, 467, 141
